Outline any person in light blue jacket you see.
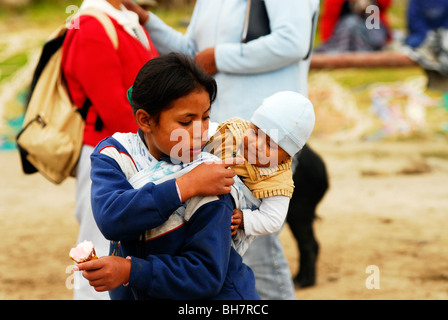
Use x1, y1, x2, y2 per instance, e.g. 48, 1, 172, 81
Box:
124, 0, 320, 300
129, 0, 315, 123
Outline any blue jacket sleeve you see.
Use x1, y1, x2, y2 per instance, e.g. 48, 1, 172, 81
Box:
90, 142, 183, 241
128, 195, 234, 299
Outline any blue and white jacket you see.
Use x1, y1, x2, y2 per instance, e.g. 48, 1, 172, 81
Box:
90, 132, 260, 300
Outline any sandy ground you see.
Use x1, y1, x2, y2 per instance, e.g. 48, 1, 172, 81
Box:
1, 137, 447, 300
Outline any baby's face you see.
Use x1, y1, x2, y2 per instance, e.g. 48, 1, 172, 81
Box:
242, 123, 289, 168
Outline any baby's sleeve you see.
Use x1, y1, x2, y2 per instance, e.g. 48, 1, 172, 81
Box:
242, 196, 290, 236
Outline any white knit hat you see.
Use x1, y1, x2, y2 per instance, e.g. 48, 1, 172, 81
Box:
250, 91, 315, 157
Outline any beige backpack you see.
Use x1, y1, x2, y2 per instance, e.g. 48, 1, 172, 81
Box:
16, 9, 118, 184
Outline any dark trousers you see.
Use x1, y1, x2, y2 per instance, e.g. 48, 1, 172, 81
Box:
287, 144, 329, 287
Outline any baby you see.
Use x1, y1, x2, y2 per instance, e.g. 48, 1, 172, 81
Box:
204, 91, 315, 237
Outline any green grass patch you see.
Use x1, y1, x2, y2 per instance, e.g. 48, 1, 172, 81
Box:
0, 52, 28, 82
309, 66, 448, 141
0, 1, 192, 32
311, 67, 425, 89
151, 5, 194, 33
421, 150, 448, 159
0, 0, 83, 30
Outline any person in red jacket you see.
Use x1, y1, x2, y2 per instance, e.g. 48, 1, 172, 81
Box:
317, 0, 392, 52
62, 0, 159, 300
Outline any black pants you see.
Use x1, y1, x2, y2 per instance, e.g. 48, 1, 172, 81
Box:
287, 144, 329, 287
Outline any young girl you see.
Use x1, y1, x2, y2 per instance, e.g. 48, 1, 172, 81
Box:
74, 53, 259, 300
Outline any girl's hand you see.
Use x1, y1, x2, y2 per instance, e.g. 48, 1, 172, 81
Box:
176, 158, 244, 202
73, 256, 131, 292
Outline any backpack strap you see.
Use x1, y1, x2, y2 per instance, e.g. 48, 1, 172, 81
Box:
78, 98, 92, 120
71, 8, 119, 131
76, 8, 119, 50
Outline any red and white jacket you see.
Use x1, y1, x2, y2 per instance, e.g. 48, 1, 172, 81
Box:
62, 14, 159, 147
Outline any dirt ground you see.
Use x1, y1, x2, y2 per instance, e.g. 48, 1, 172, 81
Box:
1, 137, 447, 300
1, 0, 447, 301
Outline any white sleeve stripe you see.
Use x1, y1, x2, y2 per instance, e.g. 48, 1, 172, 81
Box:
99, 146, 138, 181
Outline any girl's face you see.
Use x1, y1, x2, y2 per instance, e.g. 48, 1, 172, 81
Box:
138, 89, 211, 163
242, 123, 289, 168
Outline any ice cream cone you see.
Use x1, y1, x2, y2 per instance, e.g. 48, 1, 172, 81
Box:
69, 240, 98, 263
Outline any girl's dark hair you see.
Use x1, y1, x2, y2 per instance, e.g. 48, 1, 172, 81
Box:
130, 52, 217, 122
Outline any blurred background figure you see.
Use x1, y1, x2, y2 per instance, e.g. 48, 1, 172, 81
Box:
317, 0, 392, 53
405, 0, 448, 49
287, 145, 328, 288
403, 0, 448, 96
